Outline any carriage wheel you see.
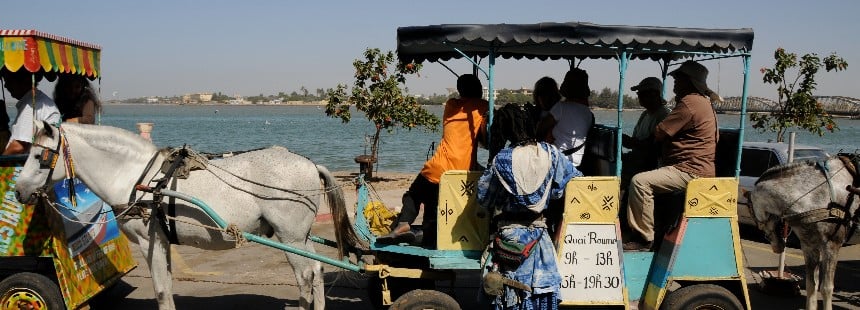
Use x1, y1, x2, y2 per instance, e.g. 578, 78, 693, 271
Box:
0, 272, 64, 310
659, 284, 743, 310
367, 276, 436, 309
389, 289, 460, 310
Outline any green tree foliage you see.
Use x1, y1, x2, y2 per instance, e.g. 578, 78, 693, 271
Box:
590, 87, 639, 109
325, 48, 441, 175
751, 48, 848, 142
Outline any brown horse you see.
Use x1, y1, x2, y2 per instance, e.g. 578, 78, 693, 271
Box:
748, 154, 859, 310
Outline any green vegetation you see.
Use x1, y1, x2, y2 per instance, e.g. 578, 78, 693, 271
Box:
750, 48, 848, 142
325, 48, 441, 177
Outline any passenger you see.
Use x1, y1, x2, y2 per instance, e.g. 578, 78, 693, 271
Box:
477, 104, 579, 309
0, 99, 10, 148
377, 74, 488, 247
532, 76, 561, 142
1, 69, 61, 155
623, 61, 720, 251
537, 68, 594, 168
621, 77, 671, 190
54, 75, 102, 124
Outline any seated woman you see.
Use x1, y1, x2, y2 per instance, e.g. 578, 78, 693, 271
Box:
54, 75, 102, 124
478, 104, 580, 309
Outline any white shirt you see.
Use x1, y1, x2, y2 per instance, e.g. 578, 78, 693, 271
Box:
9, 89, 61, 147
549, 100, 593, 166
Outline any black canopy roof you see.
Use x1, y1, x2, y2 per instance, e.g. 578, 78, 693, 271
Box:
397, 22, 754, 63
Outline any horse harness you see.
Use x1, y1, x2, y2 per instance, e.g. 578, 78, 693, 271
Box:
782, 154, 860, 232
126, 147, 206, 245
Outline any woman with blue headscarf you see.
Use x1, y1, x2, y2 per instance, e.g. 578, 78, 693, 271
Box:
478, 104, 580, 309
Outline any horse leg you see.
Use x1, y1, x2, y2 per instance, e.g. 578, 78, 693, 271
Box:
121, 219, 176, 310
820, 240, 842, 310
803, 244, 822, 310
283, 244, 324, 310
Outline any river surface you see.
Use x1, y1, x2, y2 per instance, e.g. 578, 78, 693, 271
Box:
12, 104, 858, 173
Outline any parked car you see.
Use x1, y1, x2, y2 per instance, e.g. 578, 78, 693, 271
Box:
737, 141, 829, 226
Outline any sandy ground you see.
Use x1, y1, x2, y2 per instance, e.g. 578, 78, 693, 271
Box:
86, 171, 860, 310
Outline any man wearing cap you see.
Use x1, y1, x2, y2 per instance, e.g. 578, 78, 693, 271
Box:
624, 61, 720, 251
1, 69, 61, 155
622, 77, 671, 188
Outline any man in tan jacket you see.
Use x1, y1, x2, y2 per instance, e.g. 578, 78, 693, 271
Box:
623, 61, 721, 251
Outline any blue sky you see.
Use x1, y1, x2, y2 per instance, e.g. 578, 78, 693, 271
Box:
2, 0, 858, 100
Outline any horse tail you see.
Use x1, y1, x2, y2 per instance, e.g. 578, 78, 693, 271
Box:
316, 164, 365, 258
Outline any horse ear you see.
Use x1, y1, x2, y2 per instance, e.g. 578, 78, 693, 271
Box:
742, 189, 752, 201
35, 120, 56, 139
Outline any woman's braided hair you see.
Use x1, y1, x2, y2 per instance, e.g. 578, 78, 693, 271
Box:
488, 103, 540, 159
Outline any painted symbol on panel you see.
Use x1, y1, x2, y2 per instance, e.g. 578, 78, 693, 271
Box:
459, 179, 476, 197
571, 197, 581, 204
601, 195, 615, 211
587, 183, 598, 191
688, 197, 699, 207
440, 202, 455, 224
709, 207, 720, 215
579, 212, 591, 220
458, 235, 469, 242
709, 184, 719, 191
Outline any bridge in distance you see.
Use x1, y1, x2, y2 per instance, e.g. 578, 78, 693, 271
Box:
714, 96, 860, 118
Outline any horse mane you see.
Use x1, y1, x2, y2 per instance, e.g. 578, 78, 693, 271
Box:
756, 155, 836, 185
61, 123, 159, 161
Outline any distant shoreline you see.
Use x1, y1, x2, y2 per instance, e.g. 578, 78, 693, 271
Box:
105, 102, 326, 107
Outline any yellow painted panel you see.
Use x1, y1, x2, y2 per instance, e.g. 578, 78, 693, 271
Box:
563, 177, 620, 224
436, 171, 489, 251
685, 178, 738, 218
2, 37, 26, 72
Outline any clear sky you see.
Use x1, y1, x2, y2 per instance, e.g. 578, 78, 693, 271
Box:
2, 0, 858, 100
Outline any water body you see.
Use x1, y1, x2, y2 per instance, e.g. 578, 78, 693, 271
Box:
13, 104, 859, 173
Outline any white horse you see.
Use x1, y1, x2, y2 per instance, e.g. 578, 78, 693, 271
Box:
748, 155, 859, 310
14, 121, 363, 310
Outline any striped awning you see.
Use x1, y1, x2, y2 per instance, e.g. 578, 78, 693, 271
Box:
0, 29, 101, 78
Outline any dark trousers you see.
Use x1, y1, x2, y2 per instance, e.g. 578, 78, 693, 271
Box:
396, 173, 439, 247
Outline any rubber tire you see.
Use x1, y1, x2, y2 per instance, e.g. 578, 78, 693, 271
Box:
367, 276, 436, 309
389, 289, 460, 310
660, 284, 743, 310
0, 272, 64, 310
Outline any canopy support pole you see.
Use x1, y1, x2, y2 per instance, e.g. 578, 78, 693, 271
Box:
615, 52, 631, 177
735, 55, 752, 178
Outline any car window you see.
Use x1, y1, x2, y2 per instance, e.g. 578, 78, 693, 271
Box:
793, 149, 828, 162
740, 149, 780, 177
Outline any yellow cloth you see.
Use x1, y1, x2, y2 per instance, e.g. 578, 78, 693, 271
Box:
363, 201, 397, 236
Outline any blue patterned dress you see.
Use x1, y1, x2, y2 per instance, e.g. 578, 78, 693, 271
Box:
478, 142, 580, 309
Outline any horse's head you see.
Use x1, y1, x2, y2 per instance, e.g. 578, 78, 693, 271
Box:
746, 190, 787, 253
15, 121, 68, 204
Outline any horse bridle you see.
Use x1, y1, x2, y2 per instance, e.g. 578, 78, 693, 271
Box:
31, 126, 77, 208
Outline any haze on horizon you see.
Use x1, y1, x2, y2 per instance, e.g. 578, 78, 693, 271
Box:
2, 0, 858, 101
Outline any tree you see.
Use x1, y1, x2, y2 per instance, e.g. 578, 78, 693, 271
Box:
750, 48, 848, 142
325, 48, 441, 179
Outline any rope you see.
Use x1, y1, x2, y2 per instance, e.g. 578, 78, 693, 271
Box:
175, 148, 347, 200
37, 190, 144, 225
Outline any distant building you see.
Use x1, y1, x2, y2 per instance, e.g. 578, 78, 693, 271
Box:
513, 87, 532, 96
482, 87, 499, 100
182, 93, 214, 104
146, 97, 159, 103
